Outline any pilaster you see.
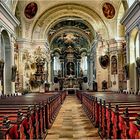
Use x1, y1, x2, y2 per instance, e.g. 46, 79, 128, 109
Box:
125, 32, 130, 64
10, 34, 16, 94
0, 27, 2, 95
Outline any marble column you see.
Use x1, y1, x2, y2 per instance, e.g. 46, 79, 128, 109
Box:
48, 60, 51, 83
88, 56, 93, 90
137, 23, 140, 57
77, 59, 80, 77
125, 32, 130, 64
125, 32, 130, 91
51, 57, 54, 83
10, 35, 16, 94
90, 57, 93, 90
0, 26, 2, 58
17, 45, 23, 92
137, 22, 140, 91
87, 56, 90, 84
60, 59, 64, 77
45, 61, 48, 82
62, 61, 64, 77
0, 27, 2, 95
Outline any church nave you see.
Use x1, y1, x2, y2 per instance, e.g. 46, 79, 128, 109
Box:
46, 95, 100, 140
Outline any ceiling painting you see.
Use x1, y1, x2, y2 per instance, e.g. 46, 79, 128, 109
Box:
24, 2, 38, 19
102, 2, 115, 19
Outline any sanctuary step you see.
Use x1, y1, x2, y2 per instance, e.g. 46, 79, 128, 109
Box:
45, 95, 100, 139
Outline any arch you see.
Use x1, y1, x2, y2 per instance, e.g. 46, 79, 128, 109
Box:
49, 28, 91, 47
80, 48, 88, 55
117, 2, 125, 39
1, 30, 12, 95
49, 27, 92, 46
32, 4, 109, 42
53, 49, 61, 55
129, 27, 139, 91
130, 28, 138, 63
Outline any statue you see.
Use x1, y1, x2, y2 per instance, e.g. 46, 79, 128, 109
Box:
79, 69, 83, 77
111, 55, 117, 74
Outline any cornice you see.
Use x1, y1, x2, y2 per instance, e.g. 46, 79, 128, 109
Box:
0, 20, 15, 36
0, 0, 19, 27
120, 0, 140, 26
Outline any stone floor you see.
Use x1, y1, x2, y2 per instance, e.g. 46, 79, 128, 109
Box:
45, 95, 100, 140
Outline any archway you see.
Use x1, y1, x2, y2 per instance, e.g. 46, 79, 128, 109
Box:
129, 28, 139, 91
1, 30, 12, 95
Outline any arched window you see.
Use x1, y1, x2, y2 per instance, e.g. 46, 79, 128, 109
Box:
81, 53, 87, 75
53, 56, 61, 75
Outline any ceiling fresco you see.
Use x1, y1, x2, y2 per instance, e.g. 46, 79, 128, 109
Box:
102, 2, 115, 19
24, 2, 38, 19
48, 19, 93, 42
51, 31, 89, 50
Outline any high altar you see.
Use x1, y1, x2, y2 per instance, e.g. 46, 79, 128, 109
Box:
52, 45, 84, 90
51, 31, 88, 90
60, 45, 82, 89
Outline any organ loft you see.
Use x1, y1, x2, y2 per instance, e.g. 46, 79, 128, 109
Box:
0, 0, 140, 139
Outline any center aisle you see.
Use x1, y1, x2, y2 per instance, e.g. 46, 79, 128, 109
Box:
46, 95, 100, 140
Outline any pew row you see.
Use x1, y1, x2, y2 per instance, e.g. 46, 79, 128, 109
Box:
76, 91, 140, 139
0, 91, 66, 139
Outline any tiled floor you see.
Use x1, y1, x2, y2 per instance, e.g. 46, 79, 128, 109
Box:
45, 95, 100, 140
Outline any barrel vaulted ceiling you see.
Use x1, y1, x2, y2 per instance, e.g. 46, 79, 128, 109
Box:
12, 0, 127, 47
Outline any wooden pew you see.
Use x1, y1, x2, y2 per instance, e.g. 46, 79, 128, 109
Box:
0, 106, 37, 139
0, 91, 67, 139
76, 91, 140, 139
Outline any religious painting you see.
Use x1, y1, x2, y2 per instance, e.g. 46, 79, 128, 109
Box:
24, 2, 38, 19
102, 2, 115, 19
111, 55, 117, 74
67, 62, 75, 75
99, 55, 109, 69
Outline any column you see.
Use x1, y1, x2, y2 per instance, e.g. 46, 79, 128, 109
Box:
0, 26, 2, 58
87, 56, 90, 83
62, 61, 64, 77
17, 44, 24, 92
87, 56, 93, 90
51, 57, 54, 83
125, 32, 130, 64
10, 35, 16, 94
77, 59, 80, 77
48, 60, 51, 83
45, 61, 48, 82
125, 32, 130, 91
137, 23, 140, 56
137, 23, 140, 91
60, 59, 64, 77
0, 26, 2, 95
90, 57, 93, 90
